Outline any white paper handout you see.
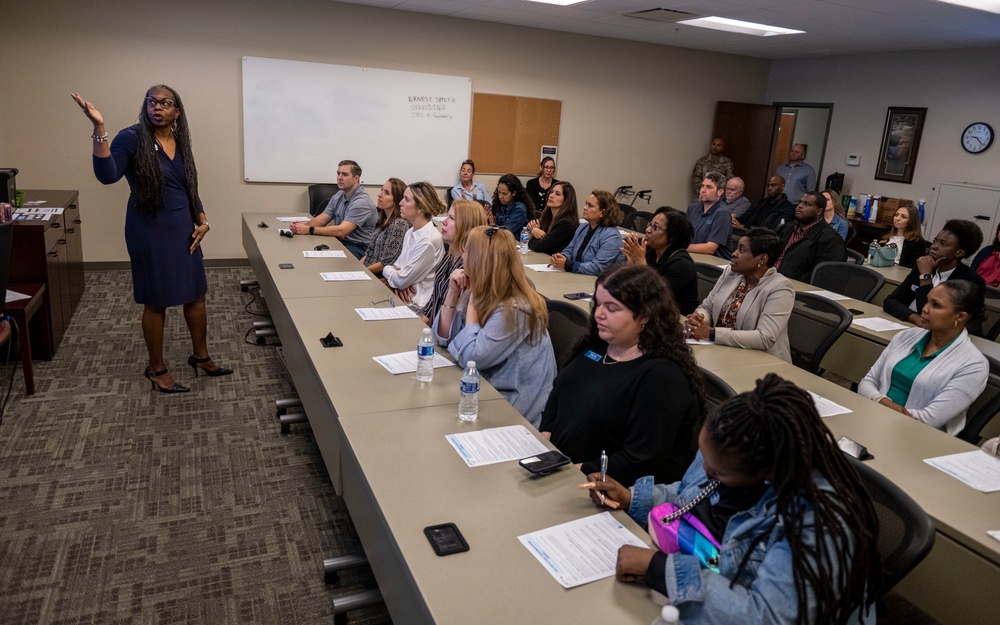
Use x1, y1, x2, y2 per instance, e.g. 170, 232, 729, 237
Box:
808, 391, 852, 417
14, 206, 62, 215
925, 451, 1000, 493
685, 338, 714, 345
320, 271, 371, 281
355, 307, 418, 321
372, 351, 453, 374
275, 216, 310, 222
5, 290, 30, 303
445, 425, 549, 467
808, 289, 851, 301
852, 317, 908, 332
519, 512, 648, 588
525, 264, 563, 272
303, 250, 347, 258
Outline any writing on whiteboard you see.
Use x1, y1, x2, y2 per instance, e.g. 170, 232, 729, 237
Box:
409, 95, 458, 120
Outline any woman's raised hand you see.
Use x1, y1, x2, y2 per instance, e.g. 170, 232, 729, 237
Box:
70, 93, 104, 127
622, 233, 646, 265
448, 267, 469, 294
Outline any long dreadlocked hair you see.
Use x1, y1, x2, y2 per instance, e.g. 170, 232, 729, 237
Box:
578, 264, 707, 427
707, 373, 881, 625
131, 85, 200, 221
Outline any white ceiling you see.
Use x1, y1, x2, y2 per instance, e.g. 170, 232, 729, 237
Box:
336, 0, 1000, 59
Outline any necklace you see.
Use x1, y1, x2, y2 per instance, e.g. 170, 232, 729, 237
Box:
602, 345, 642, 364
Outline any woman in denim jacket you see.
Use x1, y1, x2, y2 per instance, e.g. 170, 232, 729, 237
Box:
585, 374, 880, 625
549, 189, 625, 275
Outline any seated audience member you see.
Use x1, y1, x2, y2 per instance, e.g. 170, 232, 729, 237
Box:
525, 157, 557, 216
686, 228, 794, 362
722, 176, 751, 220
971, 222, 1000, 287
527, 181, 579, 254
773, 192, 845, 282
291, 159, 377, 259
433, 226, 557, 427
550, 190, 625, 275
735, 175, 795, 231
421, 200, 488, 324
822, 188, 849, 241
382, 182, 445, 311
360, 178, 410, 277
490, 173, 534, 235
540, 265, 703, 486
883, 219, 985, 330
622, 207, 699, 315
879, 203, 927, 268
687, 172, 732, 259
450, 159, 490, 204
860, 281, 988, 435
584, 374, 880, 625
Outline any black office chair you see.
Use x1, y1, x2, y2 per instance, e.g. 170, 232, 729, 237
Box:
618, 203, 636, 227
622, 210, 653, 233
809, 261, 885, 303
846, 457, 935, 598
958, 353, 1000, 444
694, 262, 723, 302
545, 299, 590, 372
698, 367, 736, 414
787, 292, 852, 374
845, 223, 857, 248
307, 183, 338, 217
982, 286, 1000, 341
845, 248, 866, 265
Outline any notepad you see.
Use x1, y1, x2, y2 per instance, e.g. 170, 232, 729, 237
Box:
355, 307, 418, 321
446, 425, 549, 467
372, 351, 453, 374
320, 271, 371, 281
303, 250, 347, 258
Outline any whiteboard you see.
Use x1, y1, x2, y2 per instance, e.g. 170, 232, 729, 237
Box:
242, 56, 472, 186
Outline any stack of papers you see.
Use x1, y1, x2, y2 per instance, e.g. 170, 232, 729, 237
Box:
445, 425, 549, 467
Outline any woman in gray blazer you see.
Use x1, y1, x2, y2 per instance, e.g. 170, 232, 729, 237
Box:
685, 228, 794, 362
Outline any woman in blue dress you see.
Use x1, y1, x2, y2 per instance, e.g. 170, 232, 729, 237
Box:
72, 86, 231, 393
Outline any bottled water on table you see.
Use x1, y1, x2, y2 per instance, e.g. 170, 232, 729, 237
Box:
519, 227, 530, 254
416, 327, 435, 382
459, 360, 480, 421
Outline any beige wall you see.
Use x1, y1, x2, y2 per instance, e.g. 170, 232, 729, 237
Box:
0, 0, 769, 261
766, 47, 1000, 212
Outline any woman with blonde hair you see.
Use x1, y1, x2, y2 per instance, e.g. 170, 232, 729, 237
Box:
422, 199, 488, 324
383, 181, 445, 311
434, 226, 557, 427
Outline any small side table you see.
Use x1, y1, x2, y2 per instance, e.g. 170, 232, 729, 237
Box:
5, 283, 49, 395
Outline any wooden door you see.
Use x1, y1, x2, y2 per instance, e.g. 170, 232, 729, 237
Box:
712, 101, 780, 202
770, 112, 797, 180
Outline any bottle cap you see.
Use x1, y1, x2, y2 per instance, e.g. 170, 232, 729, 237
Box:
661, 605, 680, 623
467, 360, 476, 368
422, 327, 431, 335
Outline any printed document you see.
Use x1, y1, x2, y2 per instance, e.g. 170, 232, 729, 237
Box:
372, 351, 453, 374
525, 264, 563, 272
925, 451, 1000, 493
808, 391, 852, 417
320, 272, 371, 281
445, 425, 548, 467
303, 250, 347, 258
355, 307, 418, 321
852, 318, 907, 332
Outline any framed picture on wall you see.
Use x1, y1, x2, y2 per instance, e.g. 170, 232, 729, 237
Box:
875, 107, 927, 184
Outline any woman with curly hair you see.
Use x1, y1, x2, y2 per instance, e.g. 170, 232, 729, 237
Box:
489, 173, 534, 235
539, 264, 704, 486
585, 373, 881, 625
72, 86, 231, 393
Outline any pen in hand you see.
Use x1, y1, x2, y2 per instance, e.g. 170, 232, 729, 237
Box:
599, 450, 608, 505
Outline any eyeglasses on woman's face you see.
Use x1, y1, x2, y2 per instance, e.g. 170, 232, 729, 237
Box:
145, 97, 176, 109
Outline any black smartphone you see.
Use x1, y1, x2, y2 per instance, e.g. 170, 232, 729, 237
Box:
519, 450, 571, 475
848, 308, 864, 316
424, 523, 469, 556
279, 263, 294, 269
564, 292, 592, 301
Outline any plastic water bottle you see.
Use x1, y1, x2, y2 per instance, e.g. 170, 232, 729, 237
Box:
458, 360, 480, 422
519, 226, 530, 254
868, 240, 878, 265
870, 195, 880, 223
416, 328, 435, 382
918, 199, 926, 223
651, 605, 681, 625
862, 195, 872, 221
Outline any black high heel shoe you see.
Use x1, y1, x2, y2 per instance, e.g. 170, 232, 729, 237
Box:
187, 355, 234, 377
144, 367, 190, 393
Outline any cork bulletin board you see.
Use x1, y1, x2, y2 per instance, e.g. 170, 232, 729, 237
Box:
470, 94, 561, 175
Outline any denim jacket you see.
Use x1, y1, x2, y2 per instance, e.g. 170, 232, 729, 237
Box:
628, 453, 867, 625
493, 200, 528, 236
560, 224, 625, 276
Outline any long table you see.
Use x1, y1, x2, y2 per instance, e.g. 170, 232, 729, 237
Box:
245, 214, 998, 625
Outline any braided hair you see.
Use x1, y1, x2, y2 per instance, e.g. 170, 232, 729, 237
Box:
706, 373, 881, 625
131, 85, 200, 222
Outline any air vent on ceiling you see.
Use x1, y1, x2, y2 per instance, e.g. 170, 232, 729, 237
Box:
625, 8, 699, 23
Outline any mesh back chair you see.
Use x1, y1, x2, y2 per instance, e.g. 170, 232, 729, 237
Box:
694, 262, 723, 302
982, 286, 1000, 341
545, 299, 591, 372
622, 210, 654, 233
787, 292, 853, 374
809, 261, 885, 303
845, 248, 866, 265
845, 223, 857, 247
698, 367, 737, 414
847, 457, 935, 597
307, 184, 338, 217
618, 203, 636, 227
958, 353, 1000, 444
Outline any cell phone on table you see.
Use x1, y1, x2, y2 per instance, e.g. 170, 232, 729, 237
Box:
564, 292, 592, 301
519, 450, 571, 475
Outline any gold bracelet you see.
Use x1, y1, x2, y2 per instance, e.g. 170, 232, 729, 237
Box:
442, 304, 457, 309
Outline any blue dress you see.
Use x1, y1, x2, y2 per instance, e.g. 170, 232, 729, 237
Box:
94, 126, 207, 307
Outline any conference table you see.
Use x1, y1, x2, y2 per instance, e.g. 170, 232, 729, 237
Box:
244, 214, 997, 625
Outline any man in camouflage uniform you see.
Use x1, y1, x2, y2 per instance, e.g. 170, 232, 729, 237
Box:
691, 137, 734, 196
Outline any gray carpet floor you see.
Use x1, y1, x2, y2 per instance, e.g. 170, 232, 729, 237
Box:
0, 268, 940, 625
0, 268, 390, 624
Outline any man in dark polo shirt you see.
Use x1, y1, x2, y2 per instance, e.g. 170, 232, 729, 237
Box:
686, 172, 732, 259
774, 192, 845, 282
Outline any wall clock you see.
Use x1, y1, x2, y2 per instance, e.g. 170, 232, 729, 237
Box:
962, 122, 994, 154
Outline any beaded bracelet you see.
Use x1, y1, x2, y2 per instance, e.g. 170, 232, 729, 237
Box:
92, 132, 109, 144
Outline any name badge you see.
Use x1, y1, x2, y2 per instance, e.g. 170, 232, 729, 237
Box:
585, 350, 602, 362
